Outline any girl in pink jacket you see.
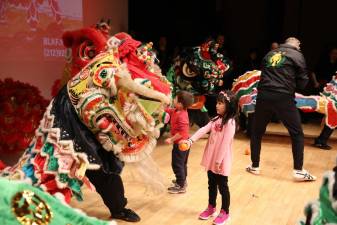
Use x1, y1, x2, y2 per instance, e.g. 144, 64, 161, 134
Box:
182, 90, 238, 225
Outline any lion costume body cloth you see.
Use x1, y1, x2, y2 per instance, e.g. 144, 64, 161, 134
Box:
1, 33, 171, 204
232, 70, 337, 129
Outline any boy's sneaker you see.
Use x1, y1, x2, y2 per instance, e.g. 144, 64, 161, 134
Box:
168, 184, 186, 194
293, 169, 316, 181
213, 209, 230, 225
172, 179, 188, 187
199, 205, 217, 220
246, 165, 260, 175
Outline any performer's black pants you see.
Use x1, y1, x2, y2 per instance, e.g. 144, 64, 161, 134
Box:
208, 171, 230, 213
250, 97, 304, 170
172, 143, 190, 187
316, 125, 334, 145
239, 112, 254, 137
86, 169, 127, 215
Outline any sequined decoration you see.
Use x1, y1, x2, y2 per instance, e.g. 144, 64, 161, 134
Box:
11, 190, 53, 225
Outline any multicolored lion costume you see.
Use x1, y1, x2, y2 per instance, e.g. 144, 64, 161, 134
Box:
167, 39, 230, 96
232, 70, 337, 129
166, 39, 230, 126
1, 23, 171, 224
298, 161, 337, 225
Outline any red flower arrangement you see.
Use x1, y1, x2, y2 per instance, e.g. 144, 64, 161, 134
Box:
0, 78, 49, 154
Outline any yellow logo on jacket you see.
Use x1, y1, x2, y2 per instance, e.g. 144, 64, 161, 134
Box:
267, 51, 285, 67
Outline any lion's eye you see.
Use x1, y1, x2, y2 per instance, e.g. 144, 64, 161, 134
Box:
100, 69, 107, 78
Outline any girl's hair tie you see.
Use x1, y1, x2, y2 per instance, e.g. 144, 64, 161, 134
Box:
219, 91, 230, 102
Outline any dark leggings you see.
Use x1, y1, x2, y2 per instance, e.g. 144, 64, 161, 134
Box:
208, 171, 230, 213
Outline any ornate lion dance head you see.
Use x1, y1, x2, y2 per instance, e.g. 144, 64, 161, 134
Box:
167, 39, 230, 96
59, 22, 172, 161
68, 46, 171, 162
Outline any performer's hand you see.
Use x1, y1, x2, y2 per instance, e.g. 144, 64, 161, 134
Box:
165, 138, 172, 144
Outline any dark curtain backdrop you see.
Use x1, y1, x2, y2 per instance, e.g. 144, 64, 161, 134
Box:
129, 0, 337, 72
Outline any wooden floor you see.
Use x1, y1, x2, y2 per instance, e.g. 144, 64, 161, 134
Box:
68, 123, 337, 225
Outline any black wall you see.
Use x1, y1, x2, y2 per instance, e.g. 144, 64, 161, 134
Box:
129, 0, 337, 72
129, 0, 218, 47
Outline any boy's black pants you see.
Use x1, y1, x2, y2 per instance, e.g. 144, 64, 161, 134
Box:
172, 143, 190, 187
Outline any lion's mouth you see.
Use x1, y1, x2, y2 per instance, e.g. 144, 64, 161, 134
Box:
97, 109, 134, 142
137, 94, 161, 103
97, 94, 161, 145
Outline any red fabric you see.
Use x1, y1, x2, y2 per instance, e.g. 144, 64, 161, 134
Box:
62, 27, 108, 76
123, 53, 171, 95
32, 152, 73, 203
114, 32, 132, 41
166, 108, 190, 144
327, 100, 337, 128
117, 35, 171, 95
0, 160, 6, 170
232, 74, 260, 93
189, 95, 206, 109
127, 62, 171, 95
117, 36, 141, 59
50, 188, 72, 203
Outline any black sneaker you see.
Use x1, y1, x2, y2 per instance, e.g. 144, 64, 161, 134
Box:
171, 179, 188, 187
312, 142, 332, 150
111, 208, 141, 222
168, 184, 186, 194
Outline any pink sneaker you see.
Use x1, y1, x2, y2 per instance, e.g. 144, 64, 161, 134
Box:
213, 209, 230, 225
199, 205, 216, 220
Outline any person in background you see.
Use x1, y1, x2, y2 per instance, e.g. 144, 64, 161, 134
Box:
270, 42, 279, 50
311, 47, 337, 91
313, 125, 335, 150
242, 48, 261, 72
156, 36, 170, 74
246, 37, 316, 181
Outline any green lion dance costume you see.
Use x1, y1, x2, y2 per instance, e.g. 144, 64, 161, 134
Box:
0, 178, 116, 225
298, 164, 337, 224
0, 23, 171, 224
166, 39, 231, 127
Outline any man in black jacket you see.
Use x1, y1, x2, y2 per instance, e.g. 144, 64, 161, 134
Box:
245, 37, 316, 181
